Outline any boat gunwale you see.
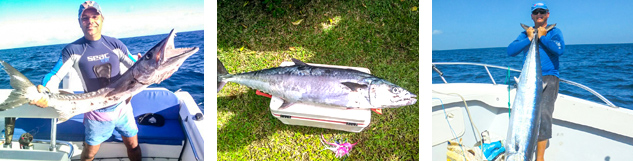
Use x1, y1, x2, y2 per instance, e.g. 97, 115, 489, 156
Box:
432, 62, 617, 108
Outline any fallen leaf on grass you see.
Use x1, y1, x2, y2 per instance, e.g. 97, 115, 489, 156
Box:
289, 47, 296, 51
292, 19, 304, 25
411, 6, 418, 11
240, 46, 245, 51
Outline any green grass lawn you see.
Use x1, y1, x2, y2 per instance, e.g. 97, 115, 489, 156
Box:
217, 0, 419, 160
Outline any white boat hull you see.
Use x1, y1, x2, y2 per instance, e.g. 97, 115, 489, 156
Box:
0, 88, 204, 161
432, 83, 633, 160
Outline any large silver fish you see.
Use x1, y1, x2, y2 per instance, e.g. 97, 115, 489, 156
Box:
504, 23, 556, 161
0, 29, 198, 122
217, 58, 417, 109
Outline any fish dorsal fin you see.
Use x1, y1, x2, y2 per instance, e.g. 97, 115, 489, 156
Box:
341, 82, 368, 92
291, 58, 308, 66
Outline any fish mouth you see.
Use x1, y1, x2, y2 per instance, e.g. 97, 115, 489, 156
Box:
158, 29, 199, 64
393, 93, 417, 106
405, 94, 418, 105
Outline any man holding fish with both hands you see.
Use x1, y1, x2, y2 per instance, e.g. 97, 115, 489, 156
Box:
27, 1, 143, 161
507, 2, 565, 161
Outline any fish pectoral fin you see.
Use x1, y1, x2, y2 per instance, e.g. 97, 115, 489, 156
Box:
341, 82, 368, 92
291, 58, 309, 66
278, 101, 296, 110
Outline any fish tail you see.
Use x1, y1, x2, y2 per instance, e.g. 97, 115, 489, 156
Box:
217, 58, 231, 92
0, 60, 37, 111
520, 23, 531, 31
545, 23, 557, 31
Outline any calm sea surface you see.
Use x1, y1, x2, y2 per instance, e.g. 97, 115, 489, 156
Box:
433, 43, 633, 110
0, 30, 204, 110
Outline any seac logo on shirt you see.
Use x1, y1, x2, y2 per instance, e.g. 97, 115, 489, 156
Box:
87, 53, 110, 63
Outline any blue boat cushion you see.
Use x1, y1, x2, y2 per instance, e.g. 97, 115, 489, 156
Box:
12, 89, 185, 145
130, 89, 181, 120
111, 120, 183, 145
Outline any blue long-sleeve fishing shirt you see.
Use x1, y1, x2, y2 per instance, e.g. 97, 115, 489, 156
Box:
507, 26, 565, 77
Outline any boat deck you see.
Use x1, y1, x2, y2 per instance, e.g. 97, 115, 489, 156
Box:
432, 83, 633, 160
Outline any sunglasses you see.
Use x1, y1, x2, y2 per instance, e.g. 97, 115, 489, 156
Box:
532, 9, 548, 15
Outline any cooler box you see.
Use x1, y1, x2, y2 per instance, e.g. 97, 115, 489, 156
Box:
269, 61, 372, 133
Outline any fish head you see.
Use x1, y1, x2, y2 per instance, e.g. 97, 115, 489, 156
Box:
132, 29, 199, 84
367, 79, 417, 108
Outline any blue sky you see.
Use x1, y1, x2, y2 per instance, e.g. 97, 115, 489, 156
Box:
0, 0, 203, 49
433, 1, 633, 50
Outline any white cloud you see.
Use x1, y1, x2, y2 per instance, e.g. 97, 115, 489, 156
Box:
105, 9, 204, 38
0, 17, 80, 49
0, 8, 203, 49
432, 30, 443, 35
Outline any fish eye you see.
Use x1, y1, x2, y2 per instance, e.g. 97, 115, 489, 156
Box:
392, 87, 402, 94
145, 53, 152, 60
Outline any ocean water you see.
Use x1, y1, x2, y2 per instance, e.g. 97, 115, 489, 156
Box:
432, 43, 633, 110
0, 30, 204, 110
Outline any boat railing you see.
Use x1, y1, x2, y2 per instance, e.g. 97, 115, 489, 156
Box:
182, 116, 202, 161
32, 139, 75, 159
432, 62, 617, 108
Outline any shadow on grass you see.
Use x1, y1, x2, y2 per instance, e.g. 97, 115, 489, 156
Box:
217, 90, 342, 152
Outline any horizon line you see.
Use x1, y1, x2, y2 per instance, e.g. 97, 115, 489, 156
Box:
0, 29, 204, 50
433, 42, 633, 51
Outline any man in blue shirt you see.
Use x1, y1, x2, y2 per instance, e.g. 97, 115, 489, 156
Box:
31, 1, 141, 161
507, 2, 565, 161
